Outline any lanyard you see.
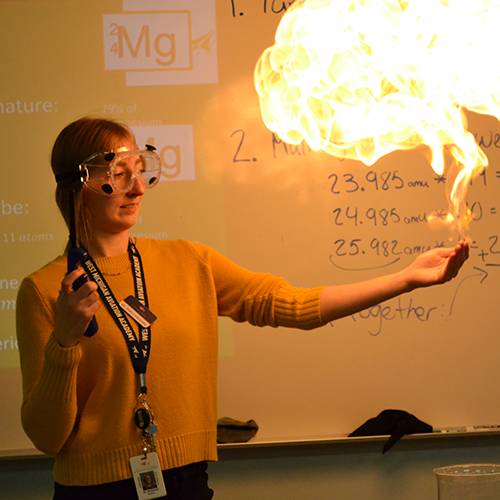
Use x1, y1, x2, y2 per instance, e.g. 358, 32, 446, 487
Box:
80, 241, 151, 394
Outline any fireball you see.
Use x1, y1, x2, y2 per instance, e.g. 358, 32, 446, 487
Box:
255, 0, 500, 231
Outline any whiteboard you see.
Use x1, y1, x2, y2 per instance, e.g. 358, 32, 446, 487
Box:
1, 0, 499, 455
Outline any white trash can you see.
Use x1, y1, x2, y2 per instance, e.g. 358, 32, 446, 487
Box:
433, 464, 500, 499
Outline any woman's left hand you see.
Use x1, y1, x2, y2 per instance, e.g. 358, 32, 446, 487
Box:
404, 240, 469, 290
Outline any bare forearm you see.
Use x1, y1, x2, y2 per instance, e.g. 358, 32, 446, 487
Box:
319, 241, 469, 323
319, 270, 411, 323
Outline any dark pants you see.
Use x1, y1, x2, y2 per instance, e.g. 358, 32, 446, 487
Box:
53, 461, 214, 500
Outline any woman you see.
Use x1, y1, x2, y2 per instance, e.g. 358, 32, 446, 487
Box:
16, 117, 469, 499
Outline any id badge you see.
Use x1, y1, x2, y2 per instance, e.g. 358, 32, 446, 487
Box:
129, 452, 166, 499
120, 295, 157, 328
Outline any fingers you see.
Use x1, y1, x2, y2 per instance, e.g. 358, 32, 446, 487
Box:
437, 240, 469, 264
457, 240, 469, 269
56, 270, 100, 346
57, 284, 100, 318
461, 239, 470, 259
80, 290, 101, 314
60, 268, 85, 294
60, 270, 77, 295
405, 239, 469, 290
444, 240, 469, 281
73, 280, 99, 301
62, 285, 100, 316
452, 240, 469, 268
434, 247, 455, 259
59, 269, 98, 299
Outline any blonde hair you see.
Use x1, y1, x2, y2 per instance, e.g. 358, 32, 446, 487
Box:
51, 117, 133, 250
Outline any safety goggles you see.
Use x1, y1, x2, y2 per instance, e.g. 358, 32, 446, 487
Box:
78, 145, 161, 195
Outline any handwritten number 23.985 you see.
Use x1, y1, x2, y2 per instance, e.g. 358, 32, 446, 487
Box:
329, 170, 404, 194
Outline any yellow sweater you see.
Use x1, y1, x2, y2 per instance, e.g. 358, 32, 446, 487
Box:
16, 238, 323, 485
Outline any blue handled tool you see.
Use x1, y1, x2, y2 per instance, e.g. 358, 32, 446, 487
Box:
67, 191, 98, 337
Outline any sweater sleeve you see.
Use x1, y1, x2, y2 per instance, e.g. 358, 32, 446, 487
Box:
188, 242, 324, 330
16, 277, 82, 456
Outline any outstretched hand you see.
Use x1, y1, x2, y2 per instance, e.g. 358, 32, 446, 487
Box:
404, 240, 469, 290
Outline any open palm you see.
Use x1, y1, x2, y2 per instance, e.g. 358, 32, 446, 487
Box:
405, 241, 469, 289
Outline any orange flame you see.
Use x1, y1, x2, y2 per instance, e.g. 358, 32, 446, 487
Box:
255, 0, 500, 234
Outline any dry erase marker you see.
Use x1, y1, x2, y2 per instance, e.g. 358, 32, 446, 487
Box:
437, 425, 500, 433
